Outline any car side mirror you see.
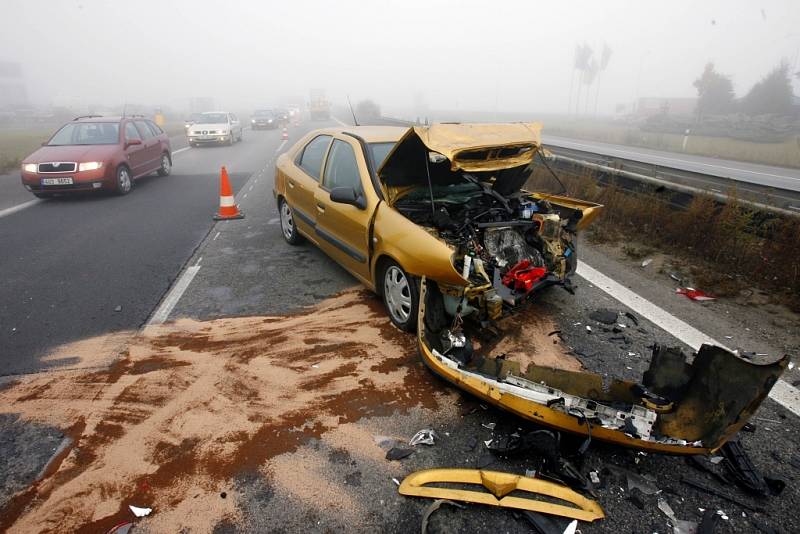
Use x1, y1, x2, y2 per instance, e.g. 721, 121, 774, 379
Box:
329, 186, 366, 210
126, 138, 142, 147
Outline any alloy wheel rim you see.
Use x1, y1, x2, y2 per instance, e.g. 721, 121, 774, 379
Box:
162, 155, 170, 174
280, 202, 294, 240
384, 266, 411, 324
119, 169, 131, 192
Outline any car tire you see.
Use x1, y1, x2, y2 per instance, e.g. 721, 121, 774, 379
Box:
278, 197, 304, 245
380, 260, 419, 332
114, 165, 133, 195
157, 152, 171, 176
238, 130, 243, 142
228, 134, 234, 146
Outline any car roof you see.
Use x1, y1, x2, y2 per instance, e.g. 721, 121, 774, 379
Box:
73, 116, 155, 123
314, 125, 408, 143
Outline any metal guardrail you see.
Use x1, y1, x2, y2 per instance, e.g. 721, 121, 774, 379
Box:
374, 116, 800, 218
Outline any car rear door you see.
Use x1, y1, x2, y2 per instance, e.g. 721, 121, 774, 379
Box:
134, 120, 160, 172
314, 137, 373, 282
123, 121, 146, 176
286, 134, 332, 237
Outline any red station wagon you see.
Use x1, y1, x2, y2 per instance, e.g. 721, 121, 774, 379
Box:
20, 115, 172, 197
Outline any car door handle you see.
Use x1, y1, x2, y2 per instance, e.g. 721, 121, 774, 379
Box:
287, 179, 295, 188
316, 202, 325, 213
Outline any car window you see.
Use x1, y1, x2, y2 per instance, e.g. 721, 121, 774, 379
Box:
230, 113, 237, 122
324, 139, 361, 192
125, 122, 142, 141
48, 122, 120, 145
298, 135, 331, 181
134, 120, 155, 139
368, 142, 395, 170
146, 121, 163, 136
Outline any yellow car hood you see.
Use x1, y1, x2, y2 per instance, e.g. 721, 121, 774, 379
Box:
378, 122, 542, 191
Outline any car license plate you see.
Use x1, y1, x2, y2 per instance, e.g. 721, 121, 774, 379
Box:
41, 177, 74, 185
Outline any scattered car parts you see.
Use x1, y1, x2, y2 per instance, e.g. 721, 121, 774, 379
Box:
417, 277, 788, 454
399, 468, 604, 522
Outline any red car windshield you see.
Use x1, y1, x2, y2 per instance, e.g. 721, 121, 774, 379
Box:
48, 123, 120, 146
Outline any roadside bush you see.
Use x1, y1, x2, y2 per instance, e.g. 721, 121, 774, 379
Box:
527, 165, 800, 310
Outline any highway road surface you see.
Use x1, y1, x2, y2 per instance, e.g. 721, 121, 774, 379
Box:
0, 117, 798, 533
543, 134, 800, 194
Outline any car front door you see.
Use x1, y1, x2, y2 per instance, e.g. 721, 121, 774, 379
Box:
286, 134, 331, 237
314, 137, 373, 282
134, 120, 160, 172
123, 121, 146, 176
229, 113, 241, 138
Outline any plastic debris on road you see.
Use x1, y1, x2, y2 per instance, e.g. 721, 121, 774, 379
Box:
386, 447, 414, 461
409, 429, 439, 446
128, 505, 152, 518
676, 287, 716, 301
420, 499, 465, 534
106, 522, 133, 534
641, 259, 653, 268
658, 498, 698, 534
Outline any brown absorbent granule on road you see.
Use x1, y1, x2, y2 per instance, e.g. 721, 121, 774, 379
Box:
0, 289, 577, 533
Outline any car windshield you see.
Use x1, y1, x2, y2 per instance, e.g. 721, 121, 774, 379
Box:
368, 142, 395, 169
187, 113, 203, 122
47, 122, 119, 145
198, 113, 227, 123
254, 110, 272, 117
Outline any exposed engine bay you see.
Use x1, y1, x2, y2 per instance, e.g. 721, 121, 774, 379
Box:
393, 170, 582, 321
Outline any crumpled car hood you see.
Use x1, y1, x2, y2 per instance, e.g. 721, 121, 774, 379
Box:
378, 122, 542, 189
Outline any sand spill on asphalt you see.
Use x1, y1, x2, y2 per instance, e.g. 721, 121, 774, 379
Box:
0, 289, 578, 533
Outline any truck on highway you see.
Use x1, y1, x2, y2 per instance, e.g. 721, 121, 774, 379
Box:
308, 90, 331, 121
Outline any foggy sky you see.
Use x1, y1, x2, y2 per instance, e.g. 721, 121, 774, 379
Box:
2, 0, 800, 114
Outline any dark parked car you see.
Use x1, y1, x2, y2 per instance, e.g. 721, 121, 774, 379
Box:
250, 109, 278, 130
20, 115, 172, 197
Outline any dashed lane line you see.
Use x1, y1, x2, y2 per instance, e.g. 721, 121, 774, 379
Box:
576, 260, 800, 417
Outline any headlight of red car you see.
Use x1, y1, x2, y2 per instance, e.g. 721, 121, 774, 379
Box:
78, 162, 103, 172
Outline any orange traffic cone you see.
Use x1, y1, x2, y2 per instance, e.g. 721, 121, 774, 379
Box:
213, 166, 244, 220
281, 128, 288, 140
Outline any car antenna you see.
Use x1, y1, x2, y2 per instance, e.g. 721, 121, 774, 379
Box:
347, 95, 359, 126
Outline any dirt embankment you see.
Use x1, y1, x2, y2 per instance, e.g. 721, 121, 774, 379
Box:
0, 289, 576, 533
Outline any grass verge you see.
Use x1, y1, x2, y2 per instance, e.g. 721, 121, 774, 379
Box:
528, 166, 800, 311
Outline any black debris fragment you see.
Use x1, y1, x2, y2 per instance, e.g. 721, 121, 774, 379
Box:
742, 422, 757, 433
521, 510, 570, 534
721, 440, 768, 495
624, 311, 639, 326
589, 308, 618, 325
680, 476, 765, 513
697, 508, 719, 534
476, 452, 495, 469
386, 447, 414, 461
627, 490, 646, 510
464, 435, 479, 452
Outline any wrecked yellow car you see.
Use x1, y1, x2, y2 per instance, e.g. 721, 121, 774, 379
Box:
274, 122, 599, 331
274, 121, 786, 455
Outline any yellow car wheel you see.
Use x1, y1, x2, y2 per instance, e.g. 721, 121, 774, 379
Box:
381, 260, 419, 332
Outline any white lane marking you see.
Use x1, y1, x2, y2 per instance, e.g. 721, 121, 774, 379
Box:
0, 199, 41, 219
268, 218, 279, 224
276, 140, 287, 153
248, 185, 254, 192
332, 116, 347, 126
243, 193, 248, 198
147, 265, 201, 325
576, 260, 800, 417
547, 138, 799, 182
172, 146, 190, 155
195, 256, 203, 266
213, 231, 220, 241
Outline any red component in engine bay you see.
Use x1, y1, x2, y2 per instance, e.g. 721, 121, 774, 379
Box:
501, 260, 547, 292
